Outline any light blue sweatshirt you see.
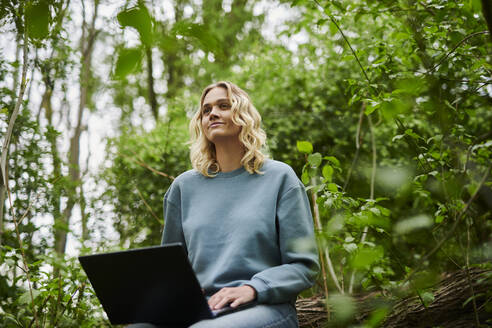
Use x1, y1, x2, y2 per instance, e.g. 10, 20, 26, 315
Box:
161, 159, 319, 304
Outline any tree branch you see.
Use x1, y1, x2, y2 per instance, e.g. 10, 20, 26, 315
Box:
428, 31, 489, 73
135, 186, 163, 226
310, 179, 343, 294
343, 103, 365, 191
348, 114, 377, 294
0, 22, 39, 327
119, 150, 175, 180
313, 0, 372, 86
404, 164, 491, 284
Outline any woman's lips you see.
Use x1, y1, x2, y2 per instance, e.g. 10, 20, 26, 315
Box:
209, 122, 224, 128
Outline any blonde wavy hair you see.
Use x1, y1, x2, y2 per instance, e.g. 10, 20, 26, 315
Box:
189, 81, 267, 177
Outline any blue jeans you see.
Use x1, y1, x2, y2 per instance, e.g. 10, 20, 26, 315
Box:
127, 303, 298, 328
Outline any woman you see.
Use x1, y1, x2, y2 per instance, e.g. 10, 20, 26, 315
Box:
160, 81, 318, 327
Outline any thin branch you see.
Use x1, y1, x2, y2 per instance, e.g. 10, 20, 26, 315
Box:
313, 0, 372, 86
348, 114, 377, 294
404, 164, 491, 283
431, 232, 461, 269
343, 103, 365, 191
53, 284, 83, 327
441, 78, 492, 84
465, 223, 481, 327
28, 295, 52, 328
464, 131, 492, 175
394, 118, 432, 172
324, 244, 343, 294
310, 182, 331, 319
368, 115, 376, 201
1, 24, 39, 327
16, 197, 34, 226
135, 186, 163, 226
428, 31, 489, 73
118, 150, 175, 180
310, 176, 343, 294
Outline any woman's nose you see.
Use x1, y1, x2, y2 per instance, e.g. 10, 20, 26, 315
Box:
209, 105, 220, 117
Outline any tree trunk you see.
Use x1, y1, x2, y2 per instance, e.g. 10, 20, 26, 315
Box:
0, 179, 5, 246
146, 46, 158, 121
54, 0, 99, 254
382, 268, 491, 328
296, 268, 492, 328
482, 0, 492, 43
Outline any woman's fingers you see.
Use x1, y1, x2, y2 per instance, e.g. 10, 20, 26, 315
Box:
229, 298, 242, 308
207, 286, 256, 310
214, 294, 234, 309
208, 287, 234, 310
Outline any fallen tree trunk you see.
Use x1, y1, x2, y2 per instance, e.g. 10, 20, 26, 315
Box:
296, 267, 492, 328
382, 268, 491, 328
296, 295, 327, 328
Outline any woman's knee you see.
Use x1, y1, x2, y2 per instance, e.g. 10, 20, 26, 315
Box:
189, 303, 298, 328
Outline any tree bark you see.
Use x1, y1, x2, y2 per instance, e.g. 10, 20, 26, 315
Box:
296, 268, 492, 328
146, 46, 158, 121
382, 268, 491, 328
482, 0, 492, 42
54, 0, 99, 254
0, 176, 5, 246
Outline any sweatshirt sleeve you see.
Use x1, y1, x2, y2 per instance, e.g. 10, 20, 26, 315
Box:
245, 185, 320, 304
161, 187, 187, 253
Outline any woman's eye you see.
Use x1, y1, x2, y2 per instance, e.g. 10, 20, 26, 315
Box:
203, 107, 211, 114
220, 103, 230, 109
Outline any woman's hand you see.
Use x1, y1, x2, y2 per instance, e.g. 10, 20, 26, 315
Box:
208, 285, 256, 310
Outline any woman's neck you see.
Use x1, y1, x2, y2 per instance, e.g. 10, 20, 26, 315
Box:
214, 139, 245, 172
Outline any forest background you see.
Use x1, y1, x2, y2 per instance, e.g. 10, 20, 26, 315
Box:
0, 0, 491, 327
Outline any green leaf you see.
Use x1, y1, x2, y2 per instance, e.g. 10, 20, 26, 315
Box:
351, 247, 383, 269
301, 169, 309, 185
343, 242, 357, 253
297, 141, 313, 154
324, 156, 340, 167
463, 292, 485, 307
291, 0, 308, 7
421, 291, 435, 306
329, 21, 338, 36
369, 207, 381, 216
316, 18, 328, 27
404, 129, 421, 139
18, 289, 40, 304
366, 307, 389, 327
471, 0, 482, 13
322, 165, 333, 181
328, 294, 356, 322
392, 134, 405, 142
25, 0, 51, 39
174, 22, 220, 55
365, 99, 380, 115
308, 153, 322, 168
117, 5, 153, 46
327, 183, 338, 192
3, 313, 20, 326
114, 48, 142, 79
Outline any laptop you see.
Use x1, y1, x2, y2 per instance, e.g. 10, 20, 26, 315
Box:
78, 243, 256, 326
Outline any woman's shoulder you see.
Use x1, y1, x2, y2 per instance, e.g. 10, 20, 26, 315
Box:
173, 168, 203, 185
262, 159, 296, 175
165, 169, 202, 202
260, 159, 304, 195
261, 159, 301, 184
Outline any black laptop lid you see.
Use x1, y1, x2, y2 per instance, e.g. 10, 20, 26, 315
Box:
78, 244, 212, 326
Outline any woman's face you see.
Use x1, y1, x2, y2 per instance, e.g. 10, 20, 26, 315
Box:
201, 87, 241, 144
